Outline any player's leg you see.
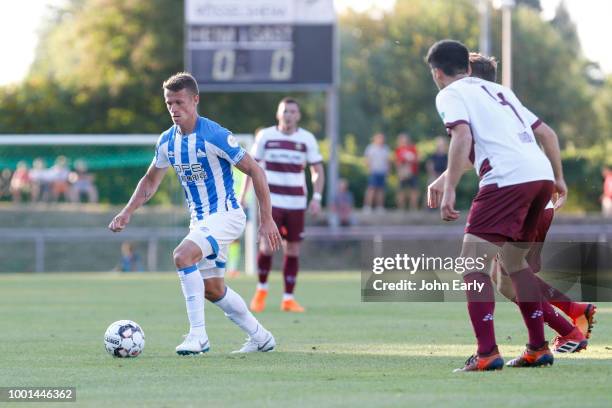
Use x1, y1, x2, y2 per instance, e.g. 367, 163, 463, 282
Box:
250, 208, 282, 312
499, 241, 555, 367
280, 209, 306, 312
526, 207, 597, 336
501, 181, 558, 366
204, 275, 275, 353
492, 255, 585, 352
173, 236, 211, 355
454, 233, 504, 372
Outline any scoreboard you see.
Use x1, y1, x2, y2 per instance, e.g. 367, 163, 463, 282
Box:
185, 0, 336, 90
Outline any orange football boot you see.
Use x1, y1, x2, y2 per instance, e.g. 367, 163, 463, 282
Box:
281, 298, 305, 313
249, 289, 268, 313
506, 342, 554, 367
569, 303, 596, 339
454, 346, 504, 372
552, 327, 588, 353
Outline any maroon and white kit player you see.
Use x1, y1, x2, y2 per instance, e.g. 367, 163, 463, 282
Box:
241, 97, 325, 313
426, 40, 570, 371
464, 53, 596, 354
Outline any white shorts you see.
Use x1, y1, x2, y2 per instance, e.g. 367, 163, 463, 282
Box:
184, 207, 246, 280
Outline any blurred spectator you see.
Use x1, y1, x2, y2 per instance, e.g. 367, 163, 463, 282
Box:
49, 156, 71, 202
603, 167, 612, 218
117, 242, 144, 272
30, 158, 52, 202
363, 132, 390, 213
330, 178, 356, 227
69, 159, 98, 203
394, 133, 420, 210
426, 136, 448, 182
9, 161, 30, 203
0, 168, 12, 199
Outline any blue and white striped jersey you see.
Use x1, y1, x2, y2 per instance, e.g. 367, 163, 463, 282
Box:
153, 116, 246, 221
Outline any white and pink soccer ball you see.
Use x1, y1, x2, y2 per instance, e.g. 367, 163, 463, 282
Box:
104, 320, 145, 358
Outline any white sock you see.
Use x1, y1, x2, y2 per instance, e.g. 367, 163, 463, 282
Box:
282, 293, 294, 301
177, 265, 206, 338
257, 283, 269, 291
214, 286, 266, 341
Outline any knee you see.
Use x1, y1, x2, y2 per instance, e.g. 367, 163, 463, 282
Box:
173, 247, 195, 269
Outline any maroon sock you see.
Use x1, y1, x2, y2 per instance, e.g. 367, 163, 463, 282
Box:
463, 272, 497, 355
283, 256, 299, 294
257, 253, 272, 285
509, 267, 546, 348
535, 275, 574, 316
541, 300, 574, 336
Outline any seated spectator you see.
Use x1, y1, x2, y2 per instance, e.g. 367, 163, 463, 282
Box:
0, 168, 13, 200
9, 161, 30, 203
49, 156, 71, 202
395, 133, 420, 210
69, 160, 98, 203
330, 178, 356, 227
30, 158, 52, 202
118, 242, 144, 272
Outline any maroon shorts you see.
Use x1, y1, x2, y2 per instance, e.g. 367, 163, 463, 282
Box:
272, 207, 305, 242
466, 180, 554, 244
525, 208, 554, 273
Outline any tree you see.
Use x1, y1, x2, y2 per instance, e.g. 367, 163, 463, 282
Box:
551, 0, 580, 55
515, 0, 542, 12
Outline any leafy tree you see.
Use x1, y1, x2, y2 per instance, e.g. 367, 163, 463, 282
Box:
515, 0, 542, 12
551, 0, 580, 54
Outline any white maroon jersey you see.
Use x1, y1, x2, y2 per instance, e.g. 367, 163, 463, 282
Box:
251, 126, 323, 209
435, 77, 554, 188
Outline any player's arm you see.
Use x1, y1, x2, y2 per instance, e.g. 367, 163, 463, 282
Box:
308, 163, 325, 214
235, 154, 282, 251
109, 163, 168, 232
441, 124, 473, 221
533, 122, 567, 209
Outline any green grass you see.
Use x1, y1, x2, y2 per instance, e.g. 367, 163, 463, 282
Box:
0, 272, 610, 408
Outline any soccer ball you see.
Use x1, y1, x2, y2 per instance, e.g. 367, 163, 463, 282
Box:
104, 320, 145, 358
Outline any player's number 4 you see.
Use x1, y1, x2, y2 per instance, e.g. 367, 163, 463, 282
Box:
211, 49, 293, 81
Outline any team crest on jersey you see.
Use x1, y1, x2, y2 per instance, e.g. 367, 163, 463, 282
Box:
227, 134, 239, 148
168, 151, 175, 158
295, 142, 303, 151
196, 148, 206, 158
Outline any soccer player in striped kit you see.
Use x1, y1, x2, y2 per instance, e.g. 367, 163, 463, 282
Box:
109, 72, 282, 355
241, 97, 325, 313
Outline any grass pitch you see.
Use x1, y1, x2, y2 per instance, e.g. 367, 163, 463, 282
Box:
0, 272, 610, 407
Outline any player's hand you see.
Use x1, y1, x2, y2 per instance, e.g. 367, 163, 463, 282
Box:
308, 199, 321, 215
109, 210, 131, 232
427, 174, 446, 208
553, 178, 568, 210
259, 216, 282, 252
440, 188, 459, 222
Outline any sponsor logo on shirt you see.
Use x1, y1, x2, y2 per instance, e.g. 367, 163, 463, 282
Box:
196, 148, 206, 158
227, 134, 239, 148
